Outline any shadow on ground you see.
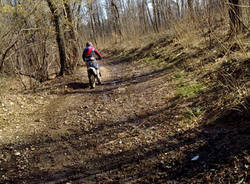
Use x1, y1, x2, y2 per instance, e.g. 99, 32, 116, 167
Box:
67, 82, 89, 90
2, 39, 249, 183
1, 89, 249, 184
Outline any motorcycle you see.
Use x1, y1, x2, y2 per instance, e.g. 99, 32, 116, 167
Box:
86, 57, 101, 89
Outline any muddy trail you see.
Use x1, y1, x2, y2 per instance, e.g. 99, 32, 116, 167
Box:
0, 54, 249, 184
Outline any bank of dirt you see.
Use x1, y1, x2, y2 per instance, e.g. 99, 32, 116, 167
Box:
0, 36, 249, 183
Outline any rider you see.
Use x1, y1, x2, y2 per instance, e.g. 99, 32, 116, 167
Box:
82, 41, 103, 85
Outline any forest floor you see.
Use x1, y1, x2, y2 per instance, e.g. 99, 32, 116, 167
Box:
0, 33, 249, 184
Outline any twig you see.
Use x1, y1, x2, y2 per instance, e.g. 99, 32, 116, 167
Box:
20, 28, 42, 32
0, 40, 18, 71
225, 2, 250, 8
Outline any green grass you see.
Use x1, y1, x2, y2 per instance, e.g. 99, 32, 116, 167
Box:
176, 82, 207, 98
174, 70, 185, 79
183, 107, 202, 119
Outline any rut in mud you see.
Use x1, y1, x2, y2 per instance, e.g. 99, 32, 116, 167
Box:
0, 51, 249, 184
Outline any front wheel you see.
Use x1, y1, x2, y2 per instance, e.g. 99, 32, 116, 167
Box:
89, 73, 95, 89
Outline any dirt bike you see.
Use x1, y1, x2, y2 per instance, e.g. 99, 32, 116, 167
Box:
87, 57, 101, 89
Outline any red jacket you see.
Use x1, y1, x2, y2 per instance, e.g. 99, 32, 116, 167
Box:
82, 46, 102, 61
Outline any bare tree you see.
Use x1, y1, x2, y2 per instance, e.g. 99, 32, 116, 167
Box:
188, 0, 195, 21
1, 0, 249, 82
152, 0, 159, 32
63, 0, 79, 71
46, 0, 68, 76
110, 0, 122, 36
228, 0, 242, 33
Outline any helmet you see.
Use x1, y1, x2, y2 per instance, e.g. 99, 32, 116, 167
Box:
86, 41, 92, 47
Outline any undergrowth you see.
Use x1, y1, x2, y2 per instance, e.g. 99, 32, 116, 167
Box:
110, 20, 249, 126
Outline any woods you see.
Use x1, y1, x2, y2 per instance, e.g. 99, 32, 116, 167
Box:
0, 1, 249, 183
0, 0, 249, 82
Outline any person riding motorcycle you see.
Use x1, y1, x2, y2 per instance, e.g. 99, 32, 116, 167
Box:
82, 41, 102, 85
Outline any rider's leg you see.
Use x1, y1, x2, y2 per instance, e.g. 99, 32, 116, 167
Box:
97, 69, 102, 85
96, 63, 102, 85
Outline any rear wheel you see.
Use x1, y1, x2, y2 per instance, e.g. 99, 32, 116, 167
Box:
89, 73, 95, 89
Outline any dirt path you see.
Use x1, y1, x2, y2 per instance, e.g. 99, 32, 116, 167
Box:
0, 57, 249, 183
0, 57, 176, 183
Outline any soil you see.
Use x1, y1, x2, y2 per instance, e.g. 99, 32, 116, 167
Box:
0, 54, 249, 184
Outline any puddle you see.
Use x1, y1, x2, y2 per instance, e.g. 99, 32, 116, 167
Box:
112, 81, 118, 86
103, 92, 110, 101
132, 79, 138, 83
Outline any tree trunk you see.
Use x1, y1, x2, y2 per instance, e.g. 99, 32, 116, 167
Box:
188, 0, 195, 21
228, 0, 242, 33
145, 1, 157, 33
181, 0, 185, 17
46, 0, 68, 76
63, 0, 79, 71
110, 0, 122, 36
176, 0, 181, 18
152, 0, 159, 32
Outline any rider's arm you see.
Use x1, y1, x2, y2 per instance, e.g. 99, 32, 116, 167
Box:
82, 48, 87, 61
94, 48, 102, 59
82, 48, 88, 61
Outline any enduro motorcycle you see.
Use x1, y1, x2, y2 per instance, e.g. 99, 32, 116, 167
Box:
87, 57, 101, 89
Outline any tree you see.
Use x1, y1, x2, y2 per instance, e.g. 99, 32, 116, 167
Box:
228, 0, 242, 33
110, 0, 122, 37
188, 0, 195, 21
63, 0, 79, 71
46, 0, 68, 76
152, 0, 159, 32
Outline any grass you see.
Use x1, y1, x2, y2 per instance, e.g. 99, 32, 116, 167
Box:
177, 106, 204, 128
174, 70, 185, 79
176, 82, 207, 98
